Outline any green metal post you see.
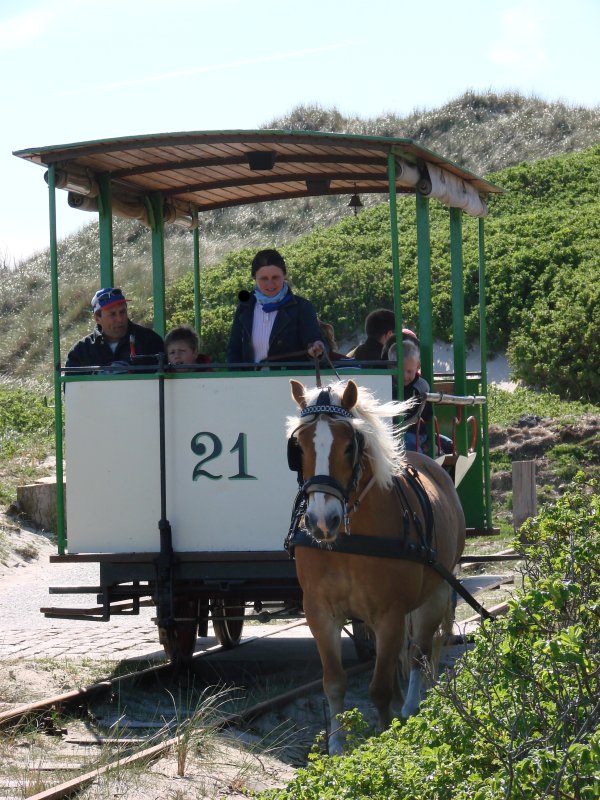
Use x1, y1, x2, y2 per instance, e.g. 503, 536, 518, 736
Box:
387, 153, 403, 394
415, 193, 434, 453
97, 173, 114, 287
48, 165, 66, 554
450, 207, 467, 454
193, 215, 201, 334
148, 192, 166, 338
479, 218, 493, 529
415, 194, 433, 379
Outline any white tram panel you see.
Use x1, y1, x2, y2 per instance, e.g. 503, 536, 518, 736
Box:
64, 374, 392, 553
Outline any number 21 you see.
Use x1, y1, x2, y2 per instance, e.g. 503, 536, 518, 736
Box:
191, 431, 257, 481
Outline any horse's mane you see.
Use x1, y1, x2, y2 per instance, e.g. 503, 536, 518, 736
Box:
287, 381, 416, 490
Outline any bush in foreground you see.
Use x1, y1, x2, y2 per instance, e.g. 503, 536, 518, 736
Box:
258, 477, 600, 799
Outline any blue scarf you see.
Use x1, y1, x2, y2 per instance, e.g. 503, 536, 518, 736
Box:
254, 282, 293, 313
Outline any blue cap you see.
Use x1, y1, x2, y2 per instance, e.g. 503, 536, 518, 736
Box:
91, 288, 127, 313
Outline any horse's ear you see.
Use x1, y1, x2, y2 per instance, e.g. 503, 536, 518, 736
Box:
341, 380, 358, 412
290, 379, 307, 409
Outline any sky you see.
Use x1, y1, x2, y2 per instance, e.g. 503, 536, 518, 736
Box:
1, 0, 599, 266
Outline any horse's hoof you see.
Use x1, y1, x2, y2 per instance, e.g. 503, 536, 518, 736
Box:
401, 702, 420, 718
328, 732, 345, 756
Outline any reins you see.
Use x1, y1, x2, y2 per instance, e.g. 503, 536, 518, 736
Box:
311, 353, 343, 389
263, 352, 343, 388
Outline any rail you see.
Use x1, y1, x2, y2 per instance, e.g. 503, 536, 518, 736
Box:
425, 392, 486, 406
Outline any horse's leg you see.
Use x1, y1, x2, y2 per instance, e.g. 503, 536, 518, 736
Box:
369, 611, 407, 730
402, 582, 452, 717
306, 611, 347, 755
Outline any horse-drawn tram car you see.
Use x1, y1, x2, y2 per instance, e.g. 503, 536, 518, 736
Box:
14, 130, 502, 666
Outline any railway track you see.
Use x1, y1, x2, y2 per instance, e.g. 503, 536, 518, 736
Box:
0, 619, 366, 799
0, 572, 514, 799
23, 667, 375, 800
0, 620, 309, 732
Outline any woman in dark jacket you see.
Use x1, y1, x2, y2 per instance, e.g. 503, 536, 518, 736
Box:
226, 249, 325, 366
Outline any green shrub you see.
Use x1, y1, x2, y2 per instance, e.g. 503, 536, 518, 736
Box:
0, 386, 54, 435
547, 442, 598, 482
0, 383, 56, 504
487, 385, 599, 426
258, 477, 600, 799
488, 450, 512, 473
485, 146, 600, 400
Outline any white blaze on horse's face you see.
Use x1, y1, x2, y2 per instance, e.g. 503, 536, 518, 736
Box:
304, 417, 345, 541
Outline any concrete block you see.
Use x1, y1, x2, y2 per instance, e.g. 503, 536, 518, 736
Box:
16, 477, 66, 532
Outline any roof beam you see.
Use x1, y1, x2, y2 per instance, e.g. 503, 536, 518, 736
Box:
162, 171, 387, 198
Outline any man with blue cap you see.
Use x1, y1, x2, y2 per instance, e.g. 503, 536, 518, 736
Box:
65, 288, 164, 369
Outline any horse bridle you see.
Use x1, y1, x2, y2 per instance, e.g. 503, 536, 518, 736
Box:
288, 388, 365, 524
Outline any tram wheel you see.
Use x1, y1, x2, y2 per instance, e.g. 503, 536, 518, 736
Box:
351, 619, 375, 662
211, 598, 245, 648
158, 597, 198, 664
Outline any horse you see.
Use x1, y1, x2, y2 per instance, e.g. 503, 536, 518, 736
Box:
286, 379, 466, 755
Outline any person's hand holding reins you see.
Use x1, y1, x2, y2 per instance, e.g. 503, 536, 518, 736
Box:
307, 339, 325, 359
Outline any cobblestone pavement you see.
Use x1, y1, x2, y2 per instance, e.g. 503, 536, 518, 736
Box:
0, 543, 164, 661
0, 535, 497, 662
0, 544, 313, 662
0, 613, 164, 661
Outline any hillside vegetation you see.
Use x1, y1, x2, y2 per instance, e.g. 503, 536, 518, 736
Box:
2, 91, 600, 399
166, 145, 600, 400
266, 90, 600, 174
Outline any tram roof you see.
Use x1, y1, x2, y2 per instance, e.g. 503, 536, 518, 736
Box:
14, 129, 501, 215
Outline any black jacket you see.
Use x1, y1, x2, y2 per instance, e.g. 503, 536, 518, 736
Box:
65, 320, 164, 369
346, 336, 386, 365
226, 291, 323, 365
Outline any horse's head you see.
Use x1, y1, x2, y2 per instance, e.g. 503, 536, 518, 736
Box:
289, 380, 364, 542
288, 380, 413, 542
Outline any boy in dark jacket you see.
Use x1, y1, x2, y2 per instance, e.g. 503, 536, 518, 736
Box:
346, 308, 395, 364
391, 338, 453, 455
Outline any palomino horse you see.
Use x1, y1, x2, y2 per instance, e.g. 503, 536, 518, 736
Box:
287, 379, 466, 755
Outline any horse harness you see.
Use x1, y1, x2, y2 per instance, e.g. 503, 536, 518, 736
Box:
285, 388, 493, 621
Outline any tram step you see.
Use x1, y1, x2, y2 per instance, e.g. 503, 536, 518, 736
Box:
40, 607, 111, 621
49, 585, 152, 597
40, 598, 149, 621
